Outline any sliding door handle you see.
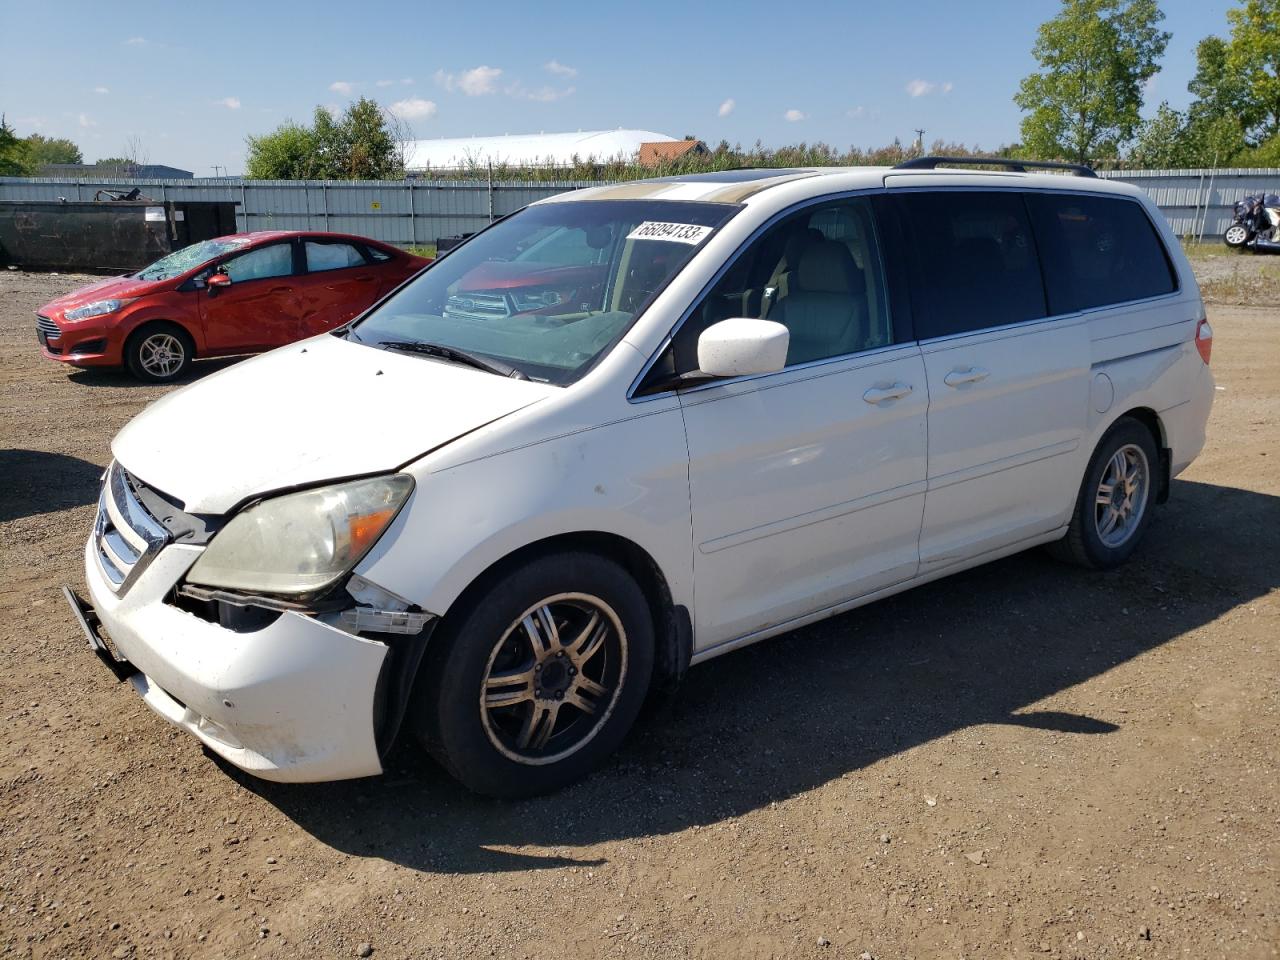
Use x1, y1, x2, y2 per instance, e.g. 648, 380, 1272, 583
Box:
943, 367, 990, 387
862, 383, 913, 404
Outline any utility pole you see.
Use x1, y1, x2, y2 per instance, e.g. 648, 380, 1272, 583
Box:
913, 129, 926, 157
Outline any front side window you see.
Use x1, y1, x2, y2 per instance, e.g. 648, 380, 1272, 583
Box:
221, 243, 295, 283
349, 199, 739, 385
1027, 193, 1177, 313
664, 196, 893, 375
898, 191, 1047, 339
305, 241, 367, 272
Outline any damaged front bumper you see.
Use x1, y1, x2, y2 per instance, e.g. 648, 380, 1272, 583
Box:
75, 536, 429, 783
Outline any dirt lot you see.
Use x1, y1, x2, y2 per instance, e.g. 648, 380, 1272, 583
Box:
0, 266, 1276, 960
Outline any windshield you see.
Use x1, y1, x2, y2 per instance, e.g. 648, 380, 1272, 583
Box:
133, 236, 252, 281
348, 199, 739, 385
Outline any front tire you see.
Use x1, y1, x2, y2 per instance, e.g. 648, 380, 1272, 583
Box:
414, 551, 654, 798
125, 322, 194, 383
1223, 223, 1250, 248
1048, 418, 1159, 570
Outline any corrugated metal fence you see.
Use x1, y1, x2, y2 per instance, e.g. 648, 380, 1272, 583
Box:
4, 168, 1280, 247
0, 176, 607, 248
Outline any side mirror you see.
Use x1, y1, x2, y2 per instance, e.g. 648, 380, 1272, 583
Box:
697, 318, 789, 378
206, 272, 232, 289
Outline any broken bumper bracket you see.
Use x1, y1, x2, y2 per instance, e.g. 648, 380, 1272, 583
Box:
62, 584, 138, 683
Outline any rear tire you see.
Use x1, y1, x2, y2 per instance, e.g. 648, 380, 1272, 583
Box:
414, 550, 654, 798
125, 322, 194, 383
1047, 418, 1159, 570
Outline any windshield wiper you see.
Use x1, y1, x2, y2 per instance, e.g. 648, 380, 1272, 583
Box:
377, 340, 529, 380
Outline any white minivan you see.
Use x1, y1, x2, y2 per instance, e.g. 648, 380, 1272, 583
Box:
67, 159, 1215, 797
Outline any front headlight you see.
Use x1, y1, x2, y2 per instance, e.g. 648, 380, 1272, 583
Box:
64, 298, 134, 321
186, 475, 414, 597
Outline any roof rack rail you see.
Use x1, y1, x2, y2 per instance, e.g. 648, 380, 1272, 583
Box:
892, 155, 1098, 178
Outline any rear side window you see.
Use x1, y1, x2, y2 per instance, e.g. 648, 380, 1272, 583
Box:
1027, 193, 1177, 313
897, 191, 1047, 339
305, 241, 368, 272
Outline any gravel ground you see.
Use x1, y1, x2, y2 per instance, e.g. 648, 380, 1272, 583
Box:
0, 268, 1277, 960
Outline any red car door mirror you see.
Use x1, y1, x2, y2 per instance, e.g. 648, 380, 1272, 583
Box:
207, 272, 232, 289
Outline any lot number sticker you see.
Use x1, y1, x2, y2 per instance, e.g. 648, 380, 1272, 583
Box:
626, 221, 714, 245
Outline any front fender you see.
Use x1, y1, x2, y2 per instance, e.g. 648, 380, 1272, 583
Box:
355, 403, 694, 620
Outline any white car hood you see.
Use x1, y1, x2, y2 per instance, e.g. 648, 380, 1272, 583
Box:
112, 334, 555, 514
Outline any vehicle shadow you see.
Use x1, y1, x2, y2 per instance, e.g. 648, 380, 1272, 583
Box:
0, 449, 103, 522
65, 355, 245, 388
242, 478, 1279, 874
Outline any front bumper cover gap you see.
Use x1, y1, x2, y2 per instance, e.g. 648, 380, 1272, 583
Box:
62, 585, 139, 683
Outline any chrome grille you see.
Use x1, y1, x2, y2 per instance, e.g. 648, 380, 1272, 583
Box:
94, 462, 169, 594
36, 314, 60, 339
444, 292, 510, 322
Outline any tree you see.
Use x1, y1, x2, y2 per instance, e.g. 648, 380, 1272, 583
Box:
0, 115, 30, 175
245, 97, 402, 179
1015, 0, 1171, 164
1190, 0, 1280, 145
244, 121, 319, 179
23, 133, 82, 170
1129, 102, 1247, 167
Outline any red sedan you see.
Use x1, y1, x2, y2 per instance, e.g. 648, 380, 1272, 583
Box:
36, 231, 430, 382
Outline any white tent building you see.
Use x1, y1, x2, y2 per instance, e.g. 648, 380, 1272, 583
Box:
404, 129, 677, 171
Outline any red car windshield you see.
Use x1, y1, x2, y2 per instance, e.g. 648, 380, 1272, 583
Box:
349, 199, 740, 385
133, 236, 253, 282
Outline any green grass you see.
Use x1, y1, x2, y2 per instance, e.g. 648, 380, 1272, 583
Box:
405, 244, 437, 259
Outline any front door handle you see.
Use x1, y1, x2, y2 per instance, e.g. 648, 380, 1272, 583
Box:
862, 383, 913, 404
943, 367, 990, 387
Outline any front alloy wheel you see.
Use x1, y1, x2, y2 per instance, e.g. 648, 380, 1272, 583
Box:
1224, 224, 1250, 247
414, 551, 654, 798
481, 594, 626, 764
126, 323, 193, 382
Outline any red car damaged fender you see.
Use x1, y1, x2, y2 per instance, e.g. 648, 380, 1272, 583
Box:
36, 231, 430, 383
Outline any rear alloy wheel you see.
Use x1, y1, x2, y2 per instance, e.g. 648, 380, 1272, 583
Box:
415, 551, 654, 798
1047, 418, 1159, 569
126, 324, 193, 383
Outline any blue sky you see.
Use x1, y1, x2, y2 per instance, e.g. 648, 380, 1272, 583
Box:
0, 0, 1241, 176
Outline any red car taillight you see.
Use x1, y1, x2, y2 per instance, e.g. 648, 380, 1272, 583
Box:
1195, 317, 1213, 365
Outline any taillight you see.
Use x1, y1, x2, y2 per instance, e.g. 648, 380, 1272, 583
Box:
1195, 317, 1213, 365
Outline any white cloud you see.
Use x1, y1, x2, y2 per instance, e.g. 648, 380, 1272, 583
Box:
784, 108, 806, 122
906, 79, 953, 98
400, 77, 414, 85
329, 80, 355, 95
718, 98, 735, 118
375, 79, 394, 87
544, 59, 577, 78
123, 36, 146, 45
846, 105, 867, 119
386, 97, 438, 120
78, 113, 97, 128
435, 65, 502, 96
215, 97, 241, 109
15, 115, 46, 130
93, 86, 109, 95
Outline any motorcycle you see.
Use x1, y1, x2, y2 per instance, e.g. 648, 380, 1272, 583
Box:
1223, 193, 1280, 252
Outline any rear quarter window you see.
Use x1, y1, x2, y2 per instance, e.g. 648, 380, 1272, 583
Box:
1027, 193, 1177, 313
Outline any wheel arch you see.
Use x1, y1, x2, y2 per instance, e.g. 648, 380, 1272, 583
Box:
1106, 406, 1170, 503
434, 530, 691, 693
